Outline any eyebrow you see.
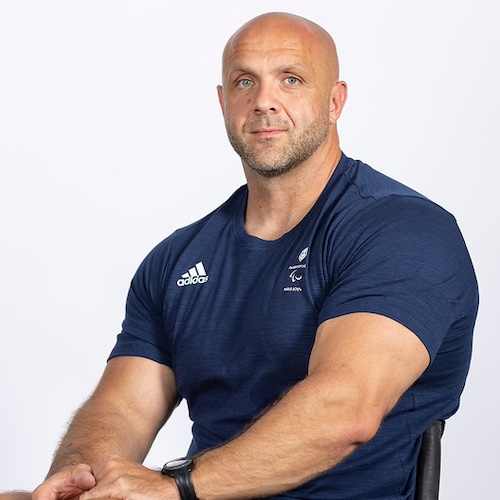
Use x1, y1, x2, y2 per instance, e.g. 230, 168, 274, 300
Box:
228, 63, 310, 77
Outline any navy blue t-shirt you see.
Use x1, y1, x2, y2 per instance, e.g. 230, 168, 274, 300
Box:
109, 153, 478, 499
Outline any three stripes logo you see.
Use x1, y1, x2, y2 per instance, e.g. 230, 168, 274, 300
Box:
176, 261, 209, 287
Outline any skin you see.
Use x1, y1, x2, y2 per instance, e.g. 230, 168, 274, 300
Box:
1, 12, 430, 500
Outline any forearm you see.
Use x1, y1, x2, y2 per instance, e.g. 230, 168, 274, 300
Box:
46, 357, 177, 479
48, 396, 153, 477
192, 373, 377, 500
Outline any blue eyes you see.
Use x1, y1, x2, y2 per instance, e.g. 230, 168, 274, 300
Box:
236, 77, 300, 88
238, 79, 253, 88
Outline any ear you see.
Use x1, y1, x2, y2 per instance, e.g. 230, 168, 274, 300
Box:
217, 85, 225, 117
329, 81, 348, 124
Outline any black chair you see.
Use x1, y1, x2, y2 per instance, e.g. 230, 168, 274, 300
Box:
414, 420, 446, 500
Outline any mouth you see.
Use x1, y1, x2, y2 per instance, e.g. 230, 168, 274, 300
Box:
251, 128, 286, 140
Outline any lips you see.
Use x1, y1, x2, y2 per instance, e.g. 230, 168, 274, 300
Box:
246, 122, 288, 138
251, 128, 285, 138
245, 118, 288, 132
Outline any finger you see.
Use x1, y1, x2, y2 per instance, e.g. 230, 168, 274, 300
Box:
73, 465, 96, 491
32, 464, 96, 500
80, 484, 121, 500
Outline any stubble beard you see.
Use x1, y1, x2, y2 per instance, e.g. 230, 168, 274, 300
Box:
226, 114, 330, 178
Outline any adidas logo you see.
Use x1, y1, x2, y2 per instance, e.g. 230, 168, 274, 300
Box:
176, 261, 209, 287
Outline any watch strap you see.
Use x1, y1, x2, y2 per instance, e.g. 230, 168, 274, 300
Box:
162, 459, 198, 500
172, 467, 198, 500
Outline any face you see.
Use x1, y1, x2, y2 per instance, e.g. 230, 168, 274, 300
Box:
219, 20, 338, 178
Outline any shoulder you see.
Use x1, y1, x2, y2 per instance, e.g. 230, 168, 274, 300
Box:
355, 195, 464, 263
336, 193, 470, 279
340, 155, 425, 200
332, 155, 459, 243
357, 195, 456, 235
140, 185, 247, 269
324, 156, 478, 305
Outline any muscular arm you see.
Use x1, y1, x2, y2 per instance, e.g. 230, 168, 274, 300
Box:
47, 356, 179, 476
191, 312, 430, 499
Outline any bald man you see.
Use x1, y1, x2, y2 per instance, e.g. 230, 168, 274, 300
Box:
5, 12, 477, 500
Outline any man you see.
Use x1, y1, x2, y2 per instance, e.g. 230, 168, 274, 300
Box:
4, 11, 478, 500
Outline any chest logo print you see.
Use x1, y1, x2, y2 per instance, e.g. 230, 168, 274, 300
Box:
298, 247, 308, 262
177, 261, 209, 287
283, 247, 308, 292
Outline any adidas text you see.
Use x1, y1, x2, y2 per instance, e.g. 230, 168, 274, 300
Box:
177, 275, 209, 287
177, 261, 209, 287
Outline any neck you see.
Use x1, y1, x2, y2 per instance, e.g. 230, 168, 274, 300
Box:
243, 147, 342, 241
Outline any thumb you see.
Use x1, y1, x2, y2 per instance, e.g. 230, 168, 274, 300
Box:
33, 464, 96, 500
72, 465, 96, 491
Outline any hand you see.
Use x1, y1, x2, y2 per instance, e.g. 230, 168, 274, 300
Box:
32, 464, 96, 500
80, 456, 180, 500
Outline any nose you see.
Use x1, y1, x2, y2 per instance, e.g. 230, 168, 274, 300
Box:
253, 82, 280, 114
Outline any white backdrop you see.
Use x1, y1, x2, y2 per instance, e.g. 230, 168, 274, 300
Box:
1, 1, 498, 497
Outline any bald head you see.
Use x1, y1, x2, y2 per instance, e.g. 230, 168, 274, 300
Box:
222, 12, 340, 86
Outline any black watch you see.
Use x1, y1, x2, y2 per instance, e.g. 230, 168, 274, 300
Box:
161, 457, 198, 500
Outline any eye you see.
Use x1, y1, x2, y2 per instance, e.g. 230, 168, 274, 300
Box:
284, 76, 300, 85
236, 78, 253, 88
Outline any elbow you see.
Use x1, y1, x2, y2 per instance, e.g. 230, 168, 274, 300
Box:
312, 390, 384, 458
340, 411, 381, 447
297, 374, 387, 465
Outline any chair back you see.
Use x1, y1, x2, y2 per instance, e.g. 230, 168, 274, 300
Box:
414, 420, 445, 500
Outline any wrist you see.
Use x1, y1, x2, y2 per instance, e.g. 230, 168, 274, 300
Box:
159, 474, 182, 500
161, 458, 198, 500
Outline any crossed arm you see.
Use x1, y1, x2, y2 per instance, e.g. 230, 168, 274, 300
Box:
4, 312, 430, 500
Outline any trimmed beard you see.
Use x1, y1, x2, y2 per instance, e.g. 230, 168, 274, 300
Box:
226, 114, 330, 178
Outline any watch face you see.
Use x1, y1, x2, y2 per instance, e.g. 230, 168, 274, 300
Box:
164, 458, 192, 471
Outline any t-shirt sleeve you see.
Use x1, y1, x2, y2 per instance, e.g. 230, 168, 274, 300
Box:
317, 196, 478, 360
108, 241, 172, 367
